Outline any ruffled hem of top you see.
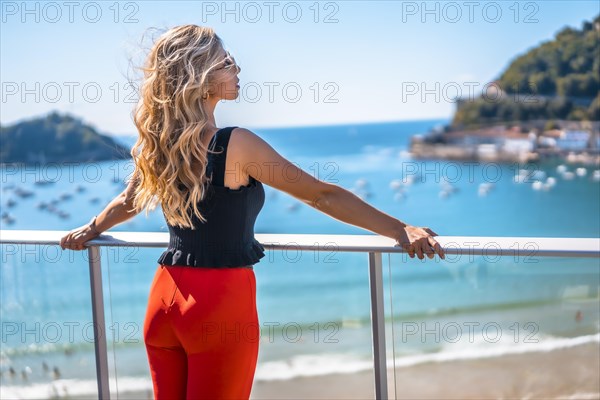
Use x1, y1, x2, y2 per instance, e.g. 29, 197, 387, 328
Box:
156, 239, 266, 268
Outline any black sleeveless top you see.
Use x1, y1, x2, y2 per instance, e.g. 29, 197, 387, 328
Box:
156, 127, 266, 268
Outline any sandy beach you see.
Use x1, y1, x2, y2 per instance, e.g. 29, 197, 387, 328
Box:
80, 341, 599, 400
251, 342, 600, 400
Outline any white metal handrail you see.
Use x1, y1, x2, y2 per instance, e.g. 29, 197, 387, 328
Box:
1, 230, 599, 400
3, 231, 599, 257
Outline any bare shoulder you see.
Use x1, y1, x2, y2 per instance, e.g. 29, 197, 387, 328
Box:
229, 127, 278, 162
229, 127, 332, 205
230, 127, 267, 148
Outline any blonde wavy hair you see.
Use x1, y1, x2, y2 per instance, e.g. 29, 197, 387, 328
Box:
129, 25, 229, 229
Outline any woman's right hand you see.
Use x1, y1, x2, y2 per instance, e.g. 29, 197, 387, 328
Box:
59, 222, 100, 251
395, 225, 445, 260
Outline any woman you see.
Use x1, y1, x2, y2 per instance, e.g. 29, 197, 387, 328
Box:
60, 24, 445, 399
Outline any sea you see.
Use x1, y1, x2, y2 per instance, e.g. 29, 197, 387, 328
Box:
1, 119, 599, 398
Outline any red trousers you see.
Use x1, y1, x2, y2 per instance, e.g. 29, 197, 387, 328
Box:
143, 264, 260, 399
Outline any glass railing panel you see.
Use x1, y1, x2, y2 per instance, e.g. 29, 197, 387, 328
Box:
97, 243, 378, 399
250, 247, 376, 399
385, 252, 600, 399
1, 243, 100, 399
98, 245, 157, 399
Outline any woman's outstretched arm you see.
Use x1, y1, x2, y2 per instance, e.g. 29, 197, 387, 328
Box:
59, 173, 141, 251
232, 128, 445, 260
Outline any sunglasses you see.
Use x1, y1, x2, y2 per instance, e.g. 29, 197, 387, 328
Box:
215, 51, 238, 71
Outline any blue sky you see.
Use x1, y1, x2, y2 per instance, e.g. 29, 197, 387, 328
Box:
1, 1, 598, 135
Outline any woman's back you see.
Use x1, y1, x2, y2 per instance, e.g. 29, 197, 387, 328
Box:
157, 126, 266, 268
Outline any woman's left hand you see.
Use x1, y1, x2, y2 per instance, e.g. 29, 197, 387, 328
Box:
59, 223, 99, 251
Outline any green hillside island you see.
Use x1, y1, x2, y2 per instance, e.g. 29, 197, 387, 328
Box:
0, 112, 132, 165
411, 15, 600, 164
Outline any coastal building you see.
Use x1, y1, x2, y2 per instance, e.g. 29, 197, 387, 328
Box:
414, 124, 537, 162
556, 130, 592, 151
502, 137, 535, 157
412, 122, 599, 164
